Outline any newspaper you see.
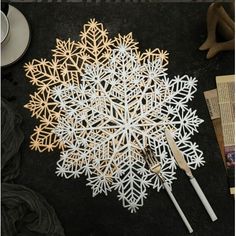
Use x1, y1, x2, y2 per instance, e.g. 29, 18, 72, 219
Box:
203, 89, 225, 165
216, 75, 235, 195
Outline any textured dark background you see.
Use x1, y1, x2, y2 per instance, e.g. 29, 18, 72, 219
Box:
1, 3, 235, 236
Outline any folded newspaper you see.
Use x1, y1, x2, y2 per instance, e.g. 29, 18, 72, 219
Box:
204, 75, 235, 195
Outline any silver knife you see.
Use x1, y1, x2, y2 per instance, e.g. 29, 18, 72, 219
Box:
165, 129, 218, 222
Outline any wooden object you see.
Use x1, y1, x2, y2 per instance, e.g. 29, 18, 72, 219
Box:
199, 3, 235, 59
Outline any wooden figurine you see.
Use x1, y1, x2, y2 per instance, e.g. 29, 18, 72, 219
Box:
199, 3, 235, 59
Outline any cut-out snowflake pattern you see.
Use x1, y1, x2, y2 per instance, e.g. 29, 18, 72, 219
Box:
52, 38, 204, 212
24, 19, 167, 153
25, 19, 204, 212
24, 19, 114, 152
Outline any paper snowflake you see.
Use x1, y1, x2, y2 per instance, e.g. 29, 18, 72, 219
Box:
24, 19, 113, 152
25, 19, 204, 212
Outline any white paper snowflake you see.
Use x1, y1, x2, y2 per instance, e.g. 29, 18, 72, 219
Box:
52, 41, 204, 212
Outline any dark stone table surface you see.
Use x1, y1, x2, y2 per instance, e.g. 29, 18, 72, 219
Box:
2, 3, 235, 236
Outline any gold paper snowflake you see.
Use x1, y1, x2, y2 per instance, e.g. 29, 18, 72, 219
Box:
24, 19, 169, 152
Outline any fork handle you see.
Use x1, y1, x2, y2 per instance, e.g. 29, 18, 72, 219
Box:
163, 182, 193, 234
189, 177, 217, 222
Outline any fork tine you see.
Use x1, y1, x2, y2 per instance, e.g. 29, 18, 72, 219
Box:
146, 148, 155, 166
141, 147, 150, 167
142, 146, 158, 167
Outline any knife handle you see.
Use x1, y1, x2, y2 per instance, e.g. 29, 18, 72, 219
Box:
190, 177, 217, 222
163, 182, 193, 233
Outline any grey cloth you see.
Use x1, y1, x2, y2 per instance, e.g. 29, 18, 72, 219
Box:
1, 99, 65, 236
1, 99, 24, 182
2, 183, 65, 236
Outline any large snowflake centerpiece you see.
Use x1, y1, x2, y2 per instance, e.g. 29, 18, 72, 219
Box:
52, 35, 204, 212
24, 19, 204, 212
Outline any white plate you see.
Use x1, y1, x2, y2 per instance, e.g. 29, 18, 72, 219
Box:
1, 5, 30, 67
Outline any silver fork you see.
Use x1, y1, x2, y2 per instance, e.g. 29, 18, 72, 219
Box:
142, 146, 193, 234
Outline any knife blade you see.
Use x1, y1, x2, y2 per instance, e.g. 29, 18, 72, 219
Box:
165, 129, 193, 177
165, 128, 218, 222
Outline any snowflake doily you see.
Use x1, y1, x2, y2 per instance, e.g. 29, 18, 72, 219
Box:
25, 19, 204, 212
24, 19, 114, 151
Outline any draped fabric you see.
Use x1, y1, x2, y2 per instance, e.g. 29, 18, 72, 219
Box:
1, 99, 24, 183
1, 99, 65, 236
